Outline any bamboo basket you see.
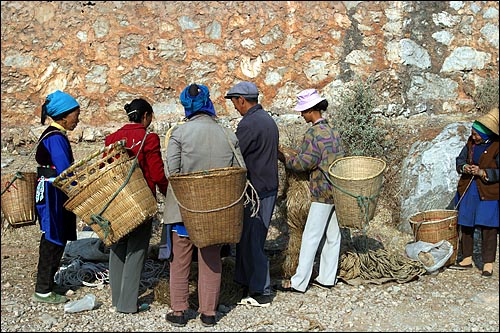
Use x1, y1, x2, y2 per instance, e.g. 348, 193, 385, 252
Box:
328, 156, 386, 229
1, 172, 37, 227
168, 167, 247, 248
53, 141, 158, 246
409, 209, 458, 267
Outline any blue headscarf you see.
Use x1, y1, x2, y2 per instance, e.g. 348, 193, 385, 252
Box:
41, 90, 80, 124
179, 84, 216, 118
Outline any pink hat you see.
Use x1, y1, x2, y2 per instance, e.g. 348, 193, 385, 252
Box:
294, 88, 326, 112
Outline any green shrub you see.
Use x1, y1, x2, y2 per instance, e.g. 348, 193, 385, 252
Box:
333, 78, 387, 157
332, 77, 405, 226
474, 76, 499, 113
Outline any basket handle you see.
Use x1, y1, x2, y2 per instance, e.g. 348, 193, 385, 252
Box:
53, 140, 127, 186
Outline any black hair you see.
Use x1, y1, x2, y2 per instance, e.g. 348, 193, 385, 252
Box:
40, 103, 80, 125
308, 99, 329, 112
188, 83, 200, 96
125, 98, 153, 123
242, 96, 258, 104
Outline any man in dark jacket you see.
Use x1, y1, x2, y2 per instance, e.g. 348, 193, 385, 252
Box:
225, 81, 279, 307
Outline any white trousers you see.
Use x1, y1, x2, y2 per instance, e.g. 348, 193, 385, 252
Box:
291, 202, 341, 292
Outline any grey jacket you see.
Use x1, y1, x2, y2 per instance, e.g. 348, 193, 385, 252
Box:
163, 113, 245, 224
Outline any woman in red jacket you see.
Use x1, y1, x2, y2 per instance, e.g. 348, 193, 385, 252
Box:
105, 98, 169, 313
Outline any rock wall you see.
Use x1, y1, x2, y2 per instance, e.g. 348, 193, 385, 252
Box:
1, 1, 498, 135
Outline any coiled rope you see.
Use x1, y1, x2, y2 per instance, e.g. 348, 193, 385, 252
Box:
54, 259, 109, 288
55, 258, 169, 289
339, 235, 427, 283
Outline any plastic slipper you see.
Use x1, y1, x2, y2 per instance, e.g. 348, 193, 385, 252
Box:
137, 303, 150, 313
237, 296, 271, 308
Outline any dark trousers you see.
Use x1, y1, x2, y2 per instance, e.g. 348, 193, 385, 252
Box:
35, 234, 65, 294
461, 226, 498, 263
234, 194, 276, 295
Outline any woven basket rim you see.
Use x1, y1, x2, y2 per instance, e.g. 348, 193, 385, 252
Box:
169, 166, 246, 180
409, 209, 458, 225
328, 156, 386, 181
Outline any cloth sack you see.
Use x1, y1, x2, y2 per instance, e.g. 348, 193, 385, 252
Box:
405, 240, 453, 273
63, 237, 109, 262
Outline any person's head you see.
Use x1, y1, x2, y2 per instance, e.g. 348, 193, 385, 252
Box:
224, 81, 259, 115
294, 89, 328, 123
471, 107, 499, 144
180, 83, 216, 119
41, 90, 81, 131
125, 98, 154, 128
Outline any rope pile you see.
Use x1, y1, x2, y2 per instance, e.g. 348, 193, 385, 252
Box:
55, 258, 168, 289
55, 259, 109, 288
338, 235, 426, 284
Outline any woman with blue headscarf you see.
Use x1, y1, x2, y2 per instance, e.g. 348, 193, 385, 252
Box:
33, 90, 81, 304
163, 84, 245, 327
452, 107, 499, 277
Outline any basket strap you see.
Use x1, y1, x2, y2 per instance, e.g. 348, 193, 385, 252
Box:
1, 171, 24, 196
453, 176, 474, 210
216, 121, 245, 168
4, 129, 63, 192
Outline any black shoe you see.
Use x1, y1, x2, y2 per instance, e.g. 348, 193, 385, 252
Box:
200, 314, 216, 327
449, 263, 473, 270
272, 281, 304, 293
482, 269, 493, 277
165, 312, 187, 327
311, 279, 334, 290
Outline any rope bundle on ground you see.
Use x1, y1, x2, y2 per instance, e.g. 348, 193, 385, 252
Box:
55, 258, 168, 289
339, 246, 426, 284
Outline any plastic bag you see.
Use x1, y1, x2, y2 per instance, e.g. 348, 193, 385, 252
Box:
64, 294, 96, 313
405, 240, 453, 273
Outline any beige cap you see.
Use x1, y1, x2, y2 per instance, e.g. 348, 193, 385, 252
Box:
476, 107, 499, 135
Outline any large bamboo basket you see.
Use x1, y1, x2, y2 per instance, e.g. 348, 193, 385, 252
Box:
53, 141, 158, 246
1, 172, 37, 228
328, 156, 386, 230
168, 167, 247, 248
409, 209, 458, 266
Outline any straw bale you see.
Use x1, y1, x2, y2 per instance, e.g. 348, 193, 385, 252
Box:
281, 168, 310, 278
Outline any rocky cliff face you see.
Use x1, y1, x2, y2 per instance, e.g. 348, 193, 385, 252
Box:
1, 1, 498, 137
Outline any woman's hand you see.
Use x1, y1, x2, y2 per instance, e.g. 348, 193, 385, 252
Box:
468, 164, 486, 178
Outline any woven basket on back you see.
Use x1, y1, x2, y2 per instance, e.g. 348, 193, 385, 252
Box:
1, 172, 37, 228
409, 209, 458, 266
328, 156, 386, 230
168, 167, 247, 248
53, 141, 158, 247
